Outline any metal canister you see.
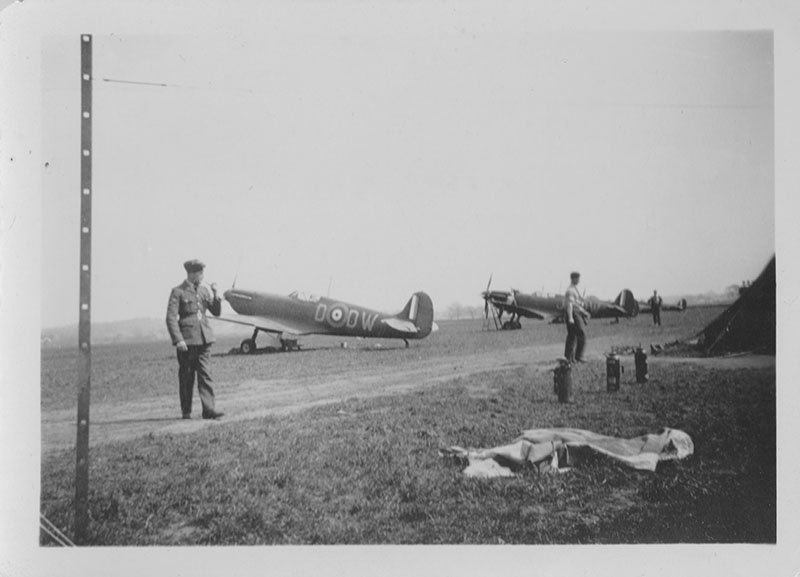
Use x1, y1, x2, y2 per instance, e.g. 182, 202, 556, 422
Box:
553, 359, 573, 403
634, 347, 648, 383
606, 354, 621, 392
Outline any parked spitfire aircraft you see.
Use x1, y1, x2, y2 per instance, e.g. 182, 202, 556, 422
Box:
638, 297, 688, 313
214, 288, 438, 353
481, 277, 639, 330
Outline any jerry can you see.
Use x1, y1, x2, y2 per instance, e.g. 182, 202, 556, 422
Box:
606, 354, 622, 392
553, 359, 573, 403
634, 347, 648, 383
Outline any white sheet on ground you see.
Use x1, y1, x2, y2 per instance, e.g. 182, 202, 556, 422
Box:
443, 427, 693, 477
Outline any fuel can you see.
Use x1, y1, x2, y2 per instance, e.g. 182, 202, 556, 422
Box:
553, 359, 573, 403
606, 354, 622, 392
634, 347, 648, 383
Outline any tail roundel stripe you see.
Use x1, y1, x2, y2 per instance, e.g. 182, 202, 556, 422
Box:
409, 294, 419, 321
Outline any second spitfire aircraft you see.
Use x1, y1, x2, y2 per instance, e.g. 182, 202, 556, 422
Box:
214, 288, 438, 353
638, 297, 688, 313
481, 276, 639, 330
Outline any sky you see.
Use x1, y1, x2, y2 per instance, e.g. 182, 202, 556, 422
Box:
2, 2, 800, 575
21, 6, 777, 326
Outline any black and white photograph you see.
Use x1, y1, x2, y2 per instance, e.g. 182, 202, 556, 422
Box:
1, 0, 798, 575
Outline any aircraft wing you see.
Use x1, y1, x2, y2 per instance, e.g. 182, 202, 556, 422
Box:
490, 299, 549, 320
639, 299, 687, 313
212, 314, 309, 336
513, 307, 548, 320
587, 303, 628, 319
502, 292, 560, 320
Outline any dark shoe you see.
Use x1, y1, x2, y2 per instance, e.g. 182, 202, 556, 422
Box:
202, 411, 224, 420
575, 357, 588, 363
182, 413, 191, 420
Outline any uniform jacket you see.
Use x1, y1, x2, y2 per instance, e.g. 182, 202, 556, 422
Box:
166, 280, 222, 346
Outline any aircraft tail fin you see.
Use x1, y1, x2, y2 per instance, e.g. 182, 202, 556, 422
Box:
395, 292, 436, 338
614, 289, 639, 317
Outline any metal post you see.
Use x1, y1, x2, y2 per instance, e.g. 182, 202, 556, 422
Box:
75, 33, 93, 544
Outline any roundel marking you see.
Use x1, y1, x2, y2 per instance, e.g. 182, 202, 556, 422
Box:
326, 303, 349, 328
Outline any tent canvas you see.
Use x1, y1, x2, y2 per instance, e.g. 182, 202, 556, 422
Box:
698, 256, 776, 356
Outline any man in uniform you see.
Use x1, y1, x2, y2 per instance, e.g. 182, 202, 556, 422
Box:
564, 271, 590, 363
166, 259, 224, 420
648, 289, 663, 326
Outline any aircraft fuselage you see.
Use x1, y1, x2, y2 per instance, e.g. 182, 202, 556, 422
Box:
484, 288, 638, 325
224, 289, 434, 340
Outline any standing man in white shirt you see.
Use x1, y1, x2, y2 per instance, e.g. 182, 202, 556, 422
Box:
564, 271, 590, 363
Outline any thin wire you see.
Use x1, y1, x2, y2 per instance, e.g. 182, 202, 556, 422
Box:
101, 77, 169, 88
100, 77, 257, 94
40, 514, 74, 546
40, 514, 76, 547
40, 523, 70, 547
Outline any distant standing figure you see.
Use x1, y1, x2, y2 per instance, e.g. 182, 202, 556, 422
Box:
648, 290, 663, 326
166, 259, 224, 420
564, 271, 590, 363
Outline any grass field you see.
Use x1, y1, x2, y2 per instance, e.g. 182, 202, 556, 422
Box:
39, 306, 775, 545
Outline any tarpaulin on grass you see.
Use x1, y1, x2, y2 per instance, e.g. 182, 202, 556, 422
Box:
442, 428, 693, 477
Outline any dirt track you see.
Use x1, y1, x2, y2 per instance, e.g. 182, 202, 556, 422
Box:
41, 319, 774, 456
42, 341, 562, 455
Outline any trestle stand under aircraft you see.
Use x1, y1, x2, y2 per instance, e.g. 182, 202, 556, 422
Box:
214, 288, 437, 353
482, 277, 638, 330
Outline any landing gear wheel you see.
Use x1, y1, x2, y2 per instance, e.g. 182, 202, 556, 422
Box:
240, 339, 256, 355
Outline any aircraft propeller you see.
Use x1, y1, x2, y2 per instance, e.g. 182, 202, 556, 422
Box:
220, 271, 239, 303
482, 274, 493, 319
481, 274, 503, 330
231, 251, 243, 292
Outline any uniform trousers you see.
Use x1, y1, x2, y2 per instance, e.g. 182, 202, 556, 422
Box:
564, 313, 587, 362
177, 344, 216, 416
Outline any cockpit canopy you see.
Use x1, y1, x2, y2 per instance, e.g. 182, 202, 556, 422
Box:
288, 291, 321, 303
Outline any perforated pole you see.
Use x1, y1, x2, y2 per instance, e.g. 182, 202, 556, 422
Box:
75, 33, 93, 544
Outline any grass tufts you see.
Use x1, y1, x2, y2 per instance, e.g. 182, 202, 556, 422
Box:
41, 357, 774, 545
